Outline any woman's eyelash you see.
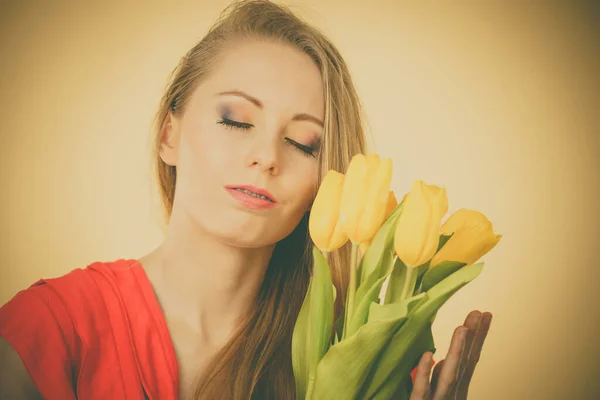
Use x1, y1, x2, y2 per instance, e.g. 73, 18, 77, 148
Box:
285, 138, 316, 158
217, 118, 317, 158
217, 118, 253, 130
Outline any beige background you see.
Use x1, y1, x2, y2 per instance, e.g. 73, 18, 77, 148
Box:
1, 1, 599, 398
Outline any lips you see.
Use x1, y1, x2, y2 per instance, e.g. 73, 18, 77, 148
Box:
225, 185, 278, 204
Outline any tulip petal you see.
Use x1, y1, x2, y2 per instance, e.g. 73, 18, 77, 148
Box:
365, 154, 381, 178
358, 158, 393, 243
357, 197, 405, 289
440, 208, 488, 235
431, 218, 501, 267
329, 219, 349, 251
309, 170, 348, 252
385, 191, 399, 218
340, 154, 369, 243
394, 186, 424, 267
394, 181, 447, 268
415, 185, 447, 266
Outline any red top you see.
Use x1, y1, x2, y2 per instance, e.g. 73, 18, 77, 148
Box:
0, 258, 429, 399
0, 259, 179, 400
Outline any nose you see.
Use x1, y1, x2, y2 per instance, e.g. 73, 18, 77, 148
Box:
245, 135, 280, 175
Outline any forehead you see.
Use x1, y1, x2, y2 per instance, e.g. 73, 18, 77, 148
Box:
196, 39, 325, 118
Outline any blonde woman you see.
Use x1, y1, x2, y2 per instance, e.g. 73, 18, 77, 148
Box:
0, 1, 492, 399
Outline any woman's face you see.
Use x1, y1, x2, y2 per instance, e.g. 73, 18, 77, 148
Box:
161, 39, 324, 248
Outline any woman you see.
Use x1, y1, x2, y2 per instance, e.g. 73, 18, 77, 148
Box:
0, 0, 492, 399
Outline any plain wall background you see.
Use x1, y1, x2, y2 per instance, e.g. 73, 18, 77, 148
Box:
1, 1, 599, 398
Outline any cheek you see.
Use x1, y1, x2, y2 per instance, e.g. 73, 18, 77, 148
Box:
181, 119, 236, 174
286, 167, 318, 211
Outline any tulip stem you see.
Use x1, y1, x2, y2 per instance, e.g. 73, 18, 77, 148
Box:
400, 266, 415, 301
343, 242, 359, 340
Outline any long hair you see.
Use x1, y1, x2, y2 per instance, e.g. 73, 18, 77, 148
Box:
150, 1, 371, 398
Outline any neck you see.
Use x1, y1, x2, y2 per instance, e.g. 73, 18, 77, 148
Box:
141, 205, 275, 347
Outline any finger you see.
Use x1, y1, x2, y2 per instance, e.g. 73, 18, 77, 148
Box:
455, 312, 493, 398
431, 326, 467, 400
430, 359, 444, 391
409, 352, 434, 400
454, 311, 482, 390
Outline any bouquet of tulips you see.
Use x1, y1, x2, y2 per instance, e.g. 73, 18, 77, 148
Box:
291, 154, 502, 399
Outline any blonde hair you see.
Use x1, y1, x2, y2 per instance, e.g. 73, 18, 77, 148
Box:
150, 1, 371, 398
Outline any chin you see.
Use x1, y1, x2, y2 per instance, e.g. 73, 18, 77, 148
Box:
190, 200, 303, 249
219, 230, 277, 249
201, 217, 275, 248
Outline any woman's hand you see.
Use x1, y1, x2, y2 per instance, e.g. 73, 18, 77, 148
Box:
410, 310, 493, 400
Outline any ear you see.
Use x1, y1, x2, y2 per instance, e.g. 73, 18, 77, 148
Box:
159, 110, 181, 166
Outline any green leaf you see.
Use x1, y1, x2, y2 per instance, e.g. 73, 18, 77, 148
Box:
361, 262, 484, 398
368, 293, 426, 323
369, 323, 435, 399
386, 258, 432, 303
305, 247, 335, 398
332, 282, 337, 304
357, 249, 395, 307
333, 314, 344, 346
359, 200, 405, 285
346, 274, 389, 337
308, 311, 408, 399
419, 260, 467, 293
292, 278, 313, 399
330, 283, 339, 346
345, 247, 395, 341
373, 373, 413, 400
351, 201, 404, 337
412, 234, 454, 295
413, 261, 431, 296
384, 257, 407, 304
437, 233, 453, 251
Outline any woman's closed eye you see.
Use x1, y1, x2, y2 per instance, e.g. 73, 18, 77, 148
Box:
217, 118, 318, 158
217, 117, 253, 130
285, 138, 317, 158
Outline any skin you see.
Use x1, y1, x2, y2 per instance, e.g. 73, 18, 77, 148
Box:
0, 39, 493, 398
139, 39, 325, 391
409, 310, 493, 400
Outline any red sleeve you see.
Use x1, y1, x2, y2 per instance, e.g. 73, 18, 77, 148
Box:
0, 280, 79, 400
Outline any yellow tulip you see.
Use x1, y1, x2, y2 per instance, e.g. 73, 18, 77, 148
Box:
340, 154, 393, 244
359, 190, 398, 255
394, 180, 448, 267
430, 209, 502, 267
385, 190, 399, 217
309, 170, 349, 252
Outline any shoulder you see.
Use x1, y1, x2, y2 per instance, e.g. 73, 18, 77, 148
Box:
0, 258, 143, 337
0, 258, 143, 399
0, 258, 140, 324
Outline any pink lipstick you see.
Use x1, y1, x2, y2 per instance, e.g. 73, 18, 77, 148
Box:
225, 185, 278, 210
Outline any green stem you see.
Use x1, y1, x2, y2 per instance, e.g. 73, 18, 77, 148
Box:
342, 242, 359, 340
306, 376, 315, 400
383, 255, 400, 304
399, 265, 414, 301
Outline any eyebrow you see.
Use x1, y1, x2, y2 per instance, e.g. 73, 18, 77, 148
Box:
216, 90, 324, 128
